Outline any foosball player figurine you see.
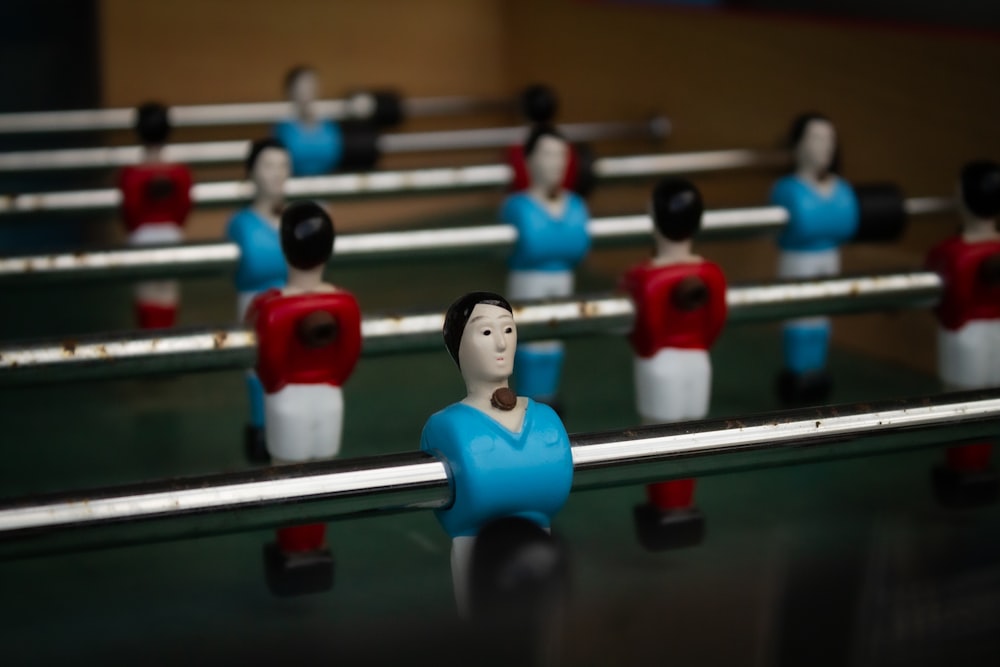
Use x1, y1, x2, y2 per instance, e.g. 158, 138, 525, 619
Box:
420, 292, 573, 621
273, 66, 380, 176
118, 102, 193, 329
501, 125, 591, 411
622, 178, 727, 550
925, 159, 1000, 508
505, 85, 593, 196
226, 138, 292, 463
770, 113, 855, 403
246, 201, 363, 596
771, 113, 908, 404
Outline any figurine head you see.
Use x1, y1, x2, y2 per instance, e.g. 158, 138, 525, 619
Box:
787, 113, 840, 178
280, 201, 334, 271
285, 66, 318, 109
443, 292, 516, 383
135, 102, 171, 146
520, 84, 558, 124
525, 125, 568, 193
959, 160, 1000, 220
650, 178, 704, 242
246, 138, 290, 201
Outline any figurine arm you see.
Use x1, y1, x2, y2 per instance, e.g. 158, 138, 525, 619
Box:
705, 266, 729, 347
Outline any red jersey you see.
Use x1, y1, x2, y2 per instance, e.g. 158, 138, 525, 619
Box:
118, 163, 193, 231
505, 144, 580, 193
249, 289, 363, 393
926, 236, 1000, 330
622, 260, 728, 356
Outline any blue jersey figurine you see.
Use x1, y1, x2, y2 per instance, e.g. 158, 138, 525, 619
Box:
501, 124, 590, 407
274, 66, 344, 176
770, 113, 859, 403
420, 291, 573, 618
227, 138, 292, 462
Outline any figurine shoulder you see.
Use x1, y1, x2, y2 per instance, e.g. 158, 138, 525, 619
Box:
226, 208, 256, 237
500, 192, 533, 221
420, 403, 469, 451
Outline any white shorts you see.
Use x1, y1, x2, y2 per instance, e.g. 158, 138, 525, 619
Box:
265, 383, 344, 462
938, 321, 1000, 390
778, 248, 840, 280
129, 224, 182, 305
507, 270, 574, 301
634, 348, 711, 423
779, 249, 838, 329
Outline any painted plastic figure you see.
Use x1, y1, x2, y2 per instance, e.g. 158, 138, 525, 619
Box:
118, 102, 193, 329
273, 66, 344, 176
925, 160, 1000, 507
501, 125, 591, 408
622, 178, 727, 550
246, 200, 362, 596
420, 292, 573, 617
505, 85, 585, 194
226, 138, 291, 462
770, 113, 859, 403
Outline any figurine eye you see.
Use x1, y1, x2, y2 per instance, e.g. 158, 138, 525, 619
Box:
482, 329, 492, 336
504, 327, 513, 334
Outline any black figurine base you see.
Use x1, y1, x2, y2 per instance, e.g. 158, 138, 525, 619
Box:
263, 542, 334, 597
776, 369, 832, 405
244, 425, 270, 465
633, 504, 706, 551
932, 464, 999, 509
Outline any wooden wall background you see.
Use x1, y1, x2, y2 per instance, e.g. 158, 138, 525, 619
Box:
98, 0, 1000, 373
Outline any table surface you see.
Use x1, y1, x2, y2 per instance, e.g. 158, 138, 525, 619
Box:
2, 248, 999, 667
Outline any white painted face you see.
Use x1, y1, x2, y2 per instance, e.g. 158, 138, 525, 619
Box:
252, 147, 291, 201
527, 134, 569, 191
458, 304, 517, 385
289, 70, 318, 108
795, 119, 836, 177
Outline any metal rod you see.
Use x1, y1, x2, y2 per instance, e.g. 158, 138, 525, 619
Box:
0, 197, 953, 285
0, 271, 943, 386
0, 95, 511, 135
1, 389, 997, 560
0, 149, 790, 216
0, 118, 669, 172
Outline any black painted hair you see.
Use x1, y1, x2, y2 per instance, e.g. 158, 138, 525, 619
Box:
520, 84, 558, 124
135, 102, 171, 145
245, 138, 287, 176
524, 123, 565, 158
284, 65, 315, 95
787, 112, 841, 174
443, 291, 513, 368
280, 201, 335, 271
651, 178, 704, 242
960, 160, 1000, 218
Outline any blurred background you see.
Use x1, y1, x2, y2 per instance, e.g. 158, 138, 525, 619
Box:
1, 2, 1000, 665
2, 0, 999, 370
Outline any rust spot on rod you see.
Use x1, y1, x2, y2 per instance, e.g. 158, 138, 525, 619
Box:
578, 300, 600, 318
213, 331, 228, 349
62, 340, 77, 355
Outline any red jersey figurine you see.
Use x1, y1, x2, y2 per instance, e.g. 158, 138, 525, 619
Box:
925, 160, 1000, 508
622, 178, 727, 550
246, 200, 363, 596
117, 102, 193, 329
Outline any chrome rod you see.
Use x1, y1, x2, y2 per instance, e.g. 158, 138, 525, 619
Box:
0, 95, 510, 135
0, 149, 788, 216
0, 118, 669, 172
0, 198, 953, 285
0, 389, 996, 559
0, 271, 943, 385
